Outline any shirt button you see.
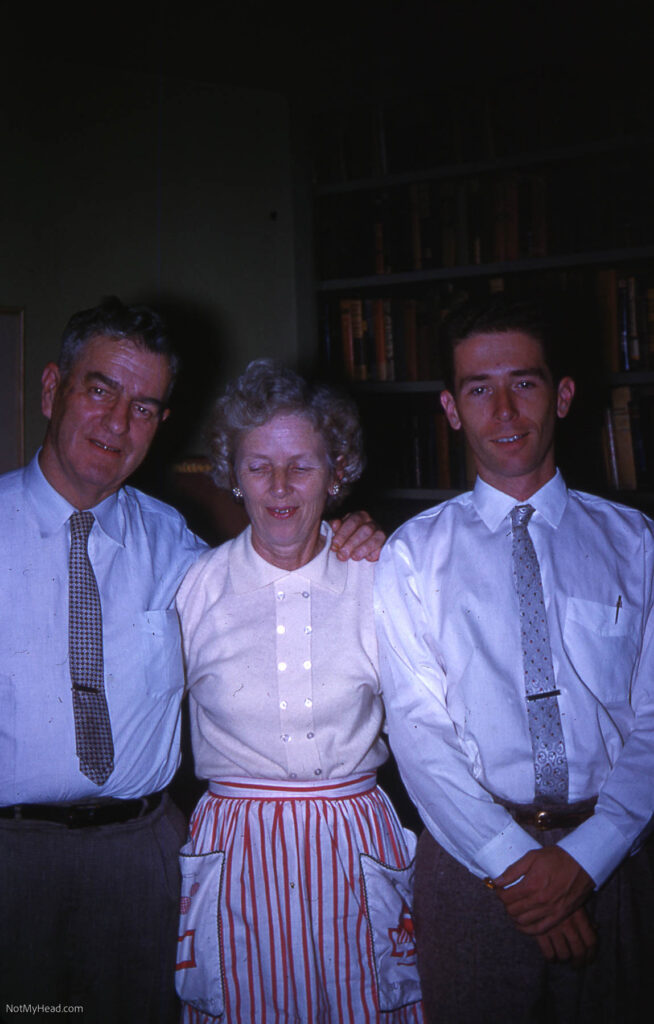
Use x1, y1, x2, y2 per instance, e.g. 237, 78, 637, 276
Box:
280, 700, 288, 710
302, 591, 310, 599
289, 772, 297, 779
303, 660, 311, 670
281, 734, 291, 743
304, 625, 312, 634
307, 731, 314, 739
304, 697, 312, 707
277, 624, 286, 634
276, 591, 285, 601
278, 662, 287, 672
314, 768, 322, 776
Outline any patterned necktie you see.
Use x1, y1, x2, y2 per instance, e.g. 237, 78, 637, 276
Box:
510, 504, 568, 804
69, 510, 114, 785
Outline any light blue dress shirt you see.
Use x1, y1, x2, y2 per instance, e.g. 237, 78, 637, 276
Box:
0, 454, 206, 804
375, 471, 654, 887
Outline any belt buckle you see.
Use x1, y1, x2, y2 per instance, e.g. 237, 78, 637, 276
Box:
65, 804, 97, 828
535, 810, 551, 830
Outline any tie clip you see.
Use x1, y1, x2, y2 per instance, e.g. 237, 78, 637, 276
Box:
72, 683, 102, 693
526, 689, 561, 701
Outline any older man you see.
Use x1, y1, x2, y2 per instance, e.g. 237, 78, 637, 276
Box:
0, 296, 382, 1023
375, 297, 654, 1023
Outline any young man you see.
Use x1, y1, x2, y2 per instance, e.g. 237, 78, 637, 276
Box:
375, 297, 654, 1023
0, 296, 383, 1023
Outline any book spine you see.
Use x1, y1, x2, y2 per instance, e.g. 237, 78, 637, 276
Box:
350, 299, 367, 382
610, 386, 637, 489
383, 299, 395, 381
339, 299, 354, 380
372, 299, 387, 381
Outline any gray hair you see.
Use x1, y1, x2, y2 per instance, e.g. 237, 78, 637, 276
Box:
208, 359, 364, 506
58, 296, 178, 400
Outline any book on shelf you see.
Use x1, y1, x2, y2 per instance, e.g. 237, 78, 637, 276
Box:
433, 411, 452, 490
372, 299, 388, 382
602, 407, 619, 490
636, 392, 654, 490
350, 299, 368, 382
597, 271, 653, 374
439, 181, 457, 268
596, 269, 619, 374
330, 285, 478, 383
382, 299, 396, 381
609, 385, 637, 490
402, 299, 418, 381
338, 299, 355, 380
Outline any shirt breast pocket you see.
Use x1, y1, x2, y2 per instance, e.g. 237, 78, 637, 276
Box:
141, 609, 184, 696
563, 597, 639, 705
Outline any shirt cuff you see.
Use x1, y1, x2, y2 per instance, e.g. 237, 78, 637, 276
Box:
557, 815, 629, 887
473, 819, 542, 879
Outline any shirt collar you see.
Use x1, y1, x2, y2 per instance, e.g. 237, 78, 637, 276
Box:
471, 469, 568, 533
25, 451, 125, 546
230, 522, 348, 595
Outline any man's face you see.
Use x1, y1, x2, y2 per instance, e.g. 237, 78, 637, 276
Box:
440, 330, 575, 501
39, 333, 172, 509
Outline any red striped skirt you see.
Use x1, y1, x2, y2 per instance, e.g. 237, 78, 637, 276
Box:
176, 773, 424, 1023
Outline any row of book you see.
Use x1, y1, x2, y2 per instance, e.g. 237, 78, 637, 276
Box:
315, 156, 654, 281
357, 395, 473, 492
323, 293, 454, 384
603, 386, 654, 490
321, 274, 549, 384
311, 79, 650, 184
323, 268, 654, 384
597, 270, 654, 373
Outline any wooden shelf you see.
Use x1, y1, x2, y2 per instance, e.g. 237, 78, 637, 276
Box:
315, 135, 654, 196
318, 246, 654, 293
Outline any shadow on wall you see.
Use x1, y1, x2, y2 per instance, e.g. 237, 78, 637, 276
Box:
128, 293, 228, 505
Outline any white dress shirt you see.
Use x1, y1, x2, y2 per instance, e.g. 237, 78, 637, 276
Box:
177, 524, 388, 781
375, 471, 654, 887
0, 454, 206, 804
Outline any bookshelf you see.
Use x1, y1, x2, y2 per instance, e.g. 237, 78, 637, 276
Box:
310, 95, 654, 528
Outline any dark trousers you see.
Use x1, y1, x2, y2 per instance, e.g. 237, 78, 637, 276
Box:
414, 828, 654, 1024
0, 793, 187, 1024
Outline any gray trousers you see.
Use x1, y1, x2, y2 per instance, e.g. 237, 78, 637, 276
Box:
414, 828, 654, 1024
0, 793, 187, 1024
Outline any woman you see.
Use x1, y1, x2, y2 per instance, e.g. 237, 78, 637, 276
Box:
175, 360, 424, 1023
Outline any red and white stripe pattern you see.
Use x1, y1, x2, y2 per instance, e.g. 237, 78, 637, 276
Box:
180, 773, 424, 1023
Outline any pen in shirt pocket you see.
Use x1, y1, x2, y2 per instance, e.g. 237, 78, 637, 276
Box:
615, 595, 622, 624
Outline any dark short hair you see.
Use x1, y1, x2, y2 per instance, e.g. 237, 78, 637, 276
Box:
208, 359, 364, 508
440, 296, 563, 390
58, 296, 178, 398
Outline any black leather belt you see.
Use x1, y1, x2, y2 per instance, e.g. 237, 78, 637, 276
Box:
495, 796, 597, 831
0, 791, 164, 828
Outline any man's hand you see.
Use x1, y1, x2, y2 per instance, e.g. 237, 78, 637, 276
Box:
493, 846, 594, 934
329, 511, 386, 562
535, 907, 597, 968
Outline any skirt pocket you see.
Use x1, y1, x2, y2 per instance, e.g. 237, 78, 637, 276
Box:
360, 828, 422, 1012
176, 843, 225, 1017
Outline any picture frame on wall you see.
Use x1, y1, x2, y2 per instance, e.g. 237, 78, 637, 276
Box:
0, 308, 24, 473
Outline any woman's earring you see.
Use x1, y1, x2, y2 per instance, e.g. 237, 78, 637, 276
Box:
329, 483, 341, 496
232, 486, 243, 500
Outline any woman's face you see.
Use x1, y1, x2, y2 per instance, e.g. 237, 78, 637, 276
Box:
234, 411, 337, 570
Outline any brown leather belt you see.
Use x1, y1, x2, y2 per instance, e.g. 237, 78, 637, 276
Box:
0, 791, 164, 828
495, 796, 597, 831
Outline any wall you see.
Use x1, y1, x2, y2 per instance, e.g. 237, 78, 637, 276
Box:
0, 64, 300, 462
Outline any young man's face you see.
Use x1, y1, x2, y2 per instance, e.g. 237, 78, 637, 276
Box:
39, 334, 172, 509
440, 330, 575, 501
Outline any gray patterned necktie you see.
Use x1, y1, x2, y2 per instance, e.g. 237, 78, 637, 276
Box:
69, 510, 114, 785
510, 504, 568, 804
